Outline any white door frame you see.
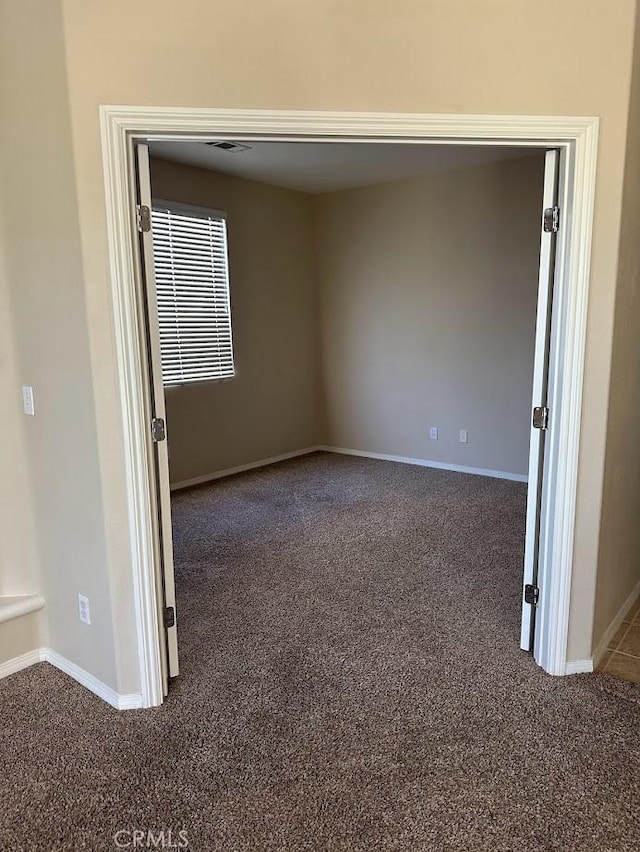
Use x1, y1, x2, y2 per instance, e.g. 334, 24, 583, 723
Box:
99, 107, 598, 708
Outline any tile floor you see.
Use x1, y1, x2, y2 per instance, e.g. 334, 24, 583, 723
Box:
597, 594, 640, 683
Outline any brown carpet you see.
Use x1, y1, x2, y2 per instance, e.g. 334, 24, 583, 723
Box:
1, 452, 640, 851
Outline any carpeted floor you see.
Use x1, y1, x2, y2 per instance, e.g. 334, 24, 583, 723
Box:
1, 452, 640, 851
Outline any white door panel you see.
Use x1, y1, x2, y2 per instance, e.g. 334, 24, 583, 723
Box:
135, 143, 179, 691
520, 149, 560, 652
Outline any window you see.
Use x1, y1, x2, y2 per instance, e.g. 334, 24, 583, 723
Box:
151, 201, 235, 386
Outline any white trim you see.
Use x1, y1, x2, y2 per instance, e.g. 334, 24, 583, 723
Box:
0, 646, 143, 710
103, 106, 597, 143
320, 446, 528, 483
0, 594, 45, 624
116, 692, 145, 711
170, 446, 322, 491
44, 649, 143, 711
532, 127, 598, 676
592, 576, 640, 668
565, 658, 594, 675
0, 648, 46, 679
101, 114, 165, 709
99, 107, 599, 703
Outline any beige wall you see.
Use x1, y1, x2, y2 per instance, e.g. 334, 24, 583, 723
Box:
0, 200, 40, 598
0, 0, 118, 687
151, 153, 542, 483
0, 0, 637, 694
316, 156, 544, 476
0, 610, 46, 666
594, 6, 640, 648
57, 0, 638, 677
149, 158, 321, 485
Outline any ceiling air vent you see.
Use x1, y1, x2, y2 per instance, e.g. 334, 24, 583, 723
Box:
204, 141, 251, 153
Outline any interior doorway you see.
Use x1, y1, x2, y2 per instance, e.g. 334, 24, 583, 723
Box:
136, 138, 557, 696
99, 108, 598, 707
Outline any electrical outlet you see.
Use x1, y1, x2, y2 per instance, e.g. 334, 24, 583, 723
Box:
22, 385, 35, 416
429, 426, 438, 440
459, 429, 468, 443
78, 593, 91, 625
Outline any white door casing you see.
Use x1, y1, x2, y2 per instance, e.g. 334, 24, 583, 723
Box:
99, 109, 598, 707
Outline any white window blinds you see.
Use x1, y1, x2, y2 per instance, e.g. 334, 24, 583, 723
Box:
151, 202, 235, 386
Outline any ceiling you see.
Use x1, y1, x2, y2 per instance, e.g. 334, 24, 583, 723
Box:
147, 140, 542, 194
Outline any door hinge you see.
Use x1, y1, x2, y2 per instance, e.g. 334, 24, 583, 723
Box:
163, 606, 175, 629
543, 206, 560, 233
524, 584, 540, 606
136, 204, 151, 233
532, 406, 549, 431
151, 417, 166, 442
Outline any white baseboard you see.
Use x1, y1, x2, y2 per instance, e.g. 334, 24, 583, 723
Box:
44, 649, 143, 710
170, 446, 322, 491
116, 692, 145, 711
565, 658, 594, 675
592, 575, 640, 669
320, 446, 528, 483
0, 647, 142, 711
0, 647, 46, 679
170, 445, 527, 490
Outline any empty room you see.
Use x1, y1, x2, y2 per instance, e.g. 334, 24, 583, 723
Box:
139, 140, 549, 694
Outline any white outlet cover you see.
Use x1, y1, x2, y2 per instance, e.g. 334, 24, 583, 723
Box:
22, 385, 35, 416
459, 429, 468, 443
78, 593, 91, 625
429, 426, 438, 440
